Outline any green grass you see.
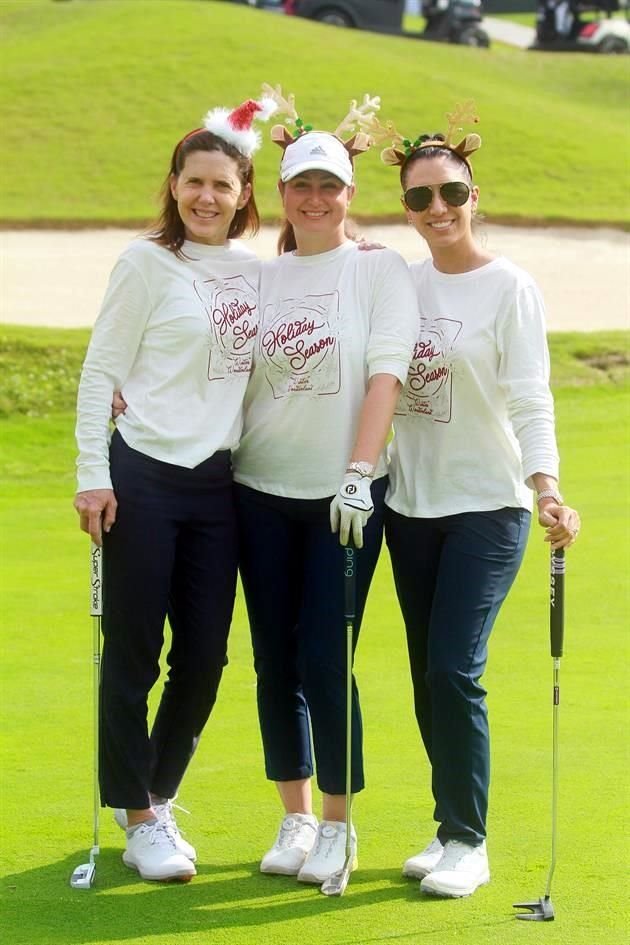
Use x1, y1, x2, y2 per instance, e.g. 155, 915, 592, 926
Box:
1, 326, 629, 944
1, 0, 629, 225
1, 325, 628, 422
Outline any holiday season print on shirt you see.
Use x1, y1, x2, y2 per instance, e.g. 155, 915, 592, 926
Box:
194, 274, 258, 381
261, 292, 341, 399
396, 316, 462, 422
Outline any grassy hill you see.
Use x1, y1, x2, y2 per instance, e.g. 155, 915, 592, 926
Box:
1, 0, 628, 225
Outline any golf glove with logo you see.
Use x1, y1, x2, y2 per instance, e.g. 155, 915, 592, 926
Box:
330, 473, 374, 549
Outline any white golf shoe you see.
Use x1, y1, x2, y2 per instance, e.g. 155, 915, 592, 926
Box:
122, 821, 196, 882
114, 799, 197, 862
297, 820, 357, 884
260, 813, 319, 875
402, 837, 444, 879
420, 839, 489, 898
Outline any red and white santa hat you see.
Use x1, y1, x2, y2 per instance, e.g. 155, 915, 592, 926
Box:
202, 97, 278, 158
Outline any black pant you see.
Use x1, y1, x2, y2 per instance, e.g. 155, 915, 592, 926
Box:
234, 478, 387, 795
385, 506, 530, 845
99, 431, 238, 809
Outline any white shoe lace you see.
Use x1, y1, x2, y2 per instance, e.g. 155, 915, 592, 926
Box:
141, 821, 177, 850
154, 799, 190, 836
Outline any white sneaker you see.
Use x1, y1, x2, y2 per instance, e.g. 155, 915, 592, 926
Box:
114, 800, 197, 862
402, 837, 444, 879
260, 813, 318, 875
297, 820, 357, 884
122, 821, 196, 882
420, 840, 490, 898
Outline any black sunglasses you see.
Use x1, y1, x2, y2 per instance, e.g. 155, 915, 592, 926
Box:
403, 181, 471, 212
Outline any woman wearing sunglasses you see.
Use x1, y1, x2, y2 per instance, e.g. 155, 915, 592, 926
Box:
380, 111, 581, 898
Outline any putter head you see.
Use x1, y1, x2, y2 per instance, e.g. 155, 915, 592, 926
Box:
321, 865, 350, 897
70, 862, 96, 889
513, 896, 555, 921
320, 851, 356, 897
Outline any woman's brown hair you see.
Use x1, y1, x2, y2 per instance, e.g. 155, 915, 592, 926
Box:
147, 130, 260, 257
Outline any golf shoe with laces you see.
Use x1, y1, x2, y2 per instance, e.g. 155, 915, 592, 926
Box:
114, 799, 197, 862
260, 813, 318, 875
420, 839, 489, 897
297, 820, 357, 884
122, 821, 196, 882
402, 837, 444, 879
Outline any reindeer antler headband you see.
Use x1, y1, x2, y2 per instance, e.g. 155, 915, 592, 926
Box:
261, 84, 382, 184
380, 101, 481, 174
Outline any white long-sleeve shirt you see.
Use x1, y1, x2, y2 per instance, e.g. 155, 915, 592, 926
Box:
76, 238, 260, 492
233, 242, 418, 498
386, 256, 559, 518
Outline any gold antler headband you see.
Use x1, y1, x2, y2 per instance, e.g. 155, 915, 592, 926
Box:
381, 101, 481, 171
262, 84, 382, 156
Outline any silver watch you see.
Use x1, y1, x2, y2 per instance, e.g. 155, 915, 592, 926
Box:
536, 488, 563, 505
346, 461, 375, 478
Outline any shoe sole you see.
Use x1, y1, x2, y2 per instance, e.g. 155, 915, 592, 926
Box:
403, 865, 432, 880
420, 873, 490, 898
122, 857, 196, 883
260, 865, 301, 876
297, 855, 358, 884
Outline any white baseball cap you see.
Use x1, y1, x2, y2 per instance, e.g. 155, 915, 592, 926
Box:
280, 132, 354, 186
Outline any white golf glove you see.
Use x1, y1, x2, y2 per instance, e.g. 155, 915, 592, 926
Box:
330, 473, 374, 549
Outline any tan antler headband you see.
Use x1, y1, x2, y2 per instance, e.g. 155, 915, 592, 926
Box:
381, 101, 481, 170
261, 84, 382, 157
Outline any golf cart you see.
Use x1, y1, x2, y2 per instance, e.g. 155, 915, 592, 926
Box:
419, 0, 490, 45
532, 0, 630, 52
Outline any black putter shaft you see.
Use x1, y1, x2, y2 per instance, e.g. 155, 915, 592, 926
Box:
90, 542, 102, 863
70, 541, 103, 889
343, 541, 355, 861
514, 547, 565, 921
546, 547, 564, 898
320, 542, 356, 897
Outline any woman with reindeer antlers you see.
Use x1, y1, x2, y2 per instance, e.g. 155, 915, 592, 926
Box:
74, 95, 274, 883
380, 104, 581, 898
231, 86, 418, 886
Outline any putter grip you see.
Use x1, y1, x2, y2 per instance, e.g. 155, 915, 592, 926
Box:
550, 548, 565, 658
90, 543, 103, 617
344, 545, 356, 620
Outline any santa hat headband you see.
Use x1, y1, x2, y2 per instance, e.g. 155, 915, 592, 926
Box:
176, 96, 278, 160
379, 101, 481, 174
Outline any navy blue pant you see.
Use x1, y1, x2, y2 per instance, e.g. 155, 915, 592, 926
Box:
234, 478, 387, 795
385, 506, 530, 845
99, 431, 238, 809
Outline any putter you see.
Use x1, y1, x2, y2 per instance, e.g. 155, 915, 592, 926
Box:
70, 542, 103, 889
321, 542, 356, 897
513, 547, 565, 921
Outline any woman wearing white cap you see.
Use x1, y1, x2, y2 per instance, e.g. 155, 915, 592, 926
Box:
74, 97, 274, 883
232, 91, 418, 885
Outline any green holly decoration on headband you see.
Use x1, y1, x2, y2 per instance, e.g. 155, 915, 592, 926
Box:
403, 136, 423, 156
293, 116, 314, 138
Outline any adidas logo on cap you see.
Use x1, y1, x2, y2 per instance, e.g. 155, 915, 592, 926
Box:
309, 145, 327, 155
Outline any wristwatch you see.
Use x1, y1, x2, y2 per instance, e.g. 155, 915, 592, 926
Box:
346, 461, 375, 478
536, 488, 564, 505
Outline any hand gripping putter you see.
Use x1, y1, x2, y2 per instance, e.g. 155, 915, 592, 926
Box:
70, 542, 102, 889
513, 547, 566, 921
321, 543, 357, 897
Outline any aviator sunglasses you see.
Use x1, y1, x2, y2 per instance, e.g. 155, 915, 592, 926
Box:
403, 181, 471, 213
